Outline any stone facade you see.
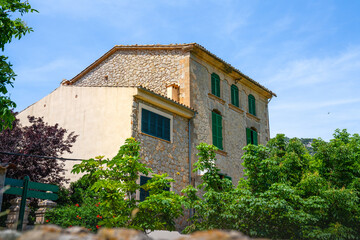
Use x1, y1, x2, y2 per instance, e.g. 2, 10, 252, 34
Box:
189, 55, 271, 182
17, 43, 275, 229
65, 44, 275, 185
131, 99, 190, 195
73, 49, 188, 97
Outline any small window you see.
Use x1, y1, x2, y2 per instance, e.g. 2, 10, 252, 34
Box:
248, 94, 256, 116
211, 73, 220, 97
140, 176, 152, 202
246, 128, 258, 145
141, 108, 171, 141
139, 175, 170, 202
219, 173, 232, 181
231, 84, 239, 107
212, 111, 223, 150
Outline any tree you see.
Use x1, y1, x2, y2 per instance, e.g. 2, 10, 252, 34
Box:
0, 0, 37, 131
183, 131, 360, 239
71, 138, 183, 232
182, 143, 234, 233
0, 115, 77, 185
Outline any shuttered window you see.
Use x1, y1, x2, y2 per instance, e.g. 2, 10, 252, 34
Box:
211, 73, 221, 97
141, 108, 171, 141
212, 111, 223, 150
248, 94, 256, 116
140, 176, 170, 202
140, 176, 152, 202
231, 84, 239, 107
246, 128, 258, 145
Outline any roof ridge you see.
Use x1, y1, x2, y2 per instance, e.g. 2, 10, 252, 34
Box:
68, 43, 276, 97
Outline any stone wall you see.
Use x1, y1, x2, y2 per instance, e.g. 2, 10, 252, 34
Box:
131, 98, 190, 194
189, 55, 270, 184
73, 49, 188, 96
131, 98, 191, 229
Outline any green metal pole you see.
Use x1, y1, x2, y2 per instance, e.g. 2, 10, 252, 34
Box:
17, 176, 29, 231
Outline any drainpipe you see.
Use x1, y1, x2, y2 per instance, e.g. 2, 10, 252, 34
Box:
188, 112, 196, 219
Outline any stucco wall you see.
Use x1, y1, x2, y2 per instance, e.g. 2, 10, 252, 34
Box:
17, 86, 136, 182
189, 54, 270, 183
73, 49, 188, 97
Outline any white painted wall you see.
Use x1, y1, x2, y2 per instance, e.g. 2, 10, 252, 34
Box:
17, 86, 137, 182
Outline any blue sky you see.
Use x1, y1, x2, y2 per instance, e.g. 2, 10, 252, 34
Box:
4, 0, 360, 141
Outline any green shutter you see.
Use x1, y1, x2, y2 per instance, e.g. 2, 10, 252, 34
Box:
217, 114, 223, 150
212, 111, 217, 147
231, 85, 239, 107
253, 130, 258, 145
211, 73, 220, 97
235, 89, 239, 107
248, 95, 256, 115
212, 111, 223, 150
141, 109, 149, 133
246, 128, 251, 145
253, 100, 256, 116
211, 74, 216, 95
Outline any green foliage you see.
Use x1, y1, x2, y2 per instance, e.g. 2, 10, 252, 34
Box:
182, 143, 234, 233
313, 129, 360, 188
45, 196, 103, 232
184, 130, 360, 239
0, 0, 37, 130
71, 138, 183, 232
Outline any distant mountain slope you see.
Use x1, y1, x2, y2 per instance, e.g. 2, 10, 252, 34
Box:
284, 137, 315, 155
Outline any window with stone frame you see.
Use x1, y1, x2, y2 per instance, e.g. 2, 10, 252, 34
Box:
211, 73, 221, 97
246, 128, 258, 145
212, 110, 223, 150
140, 104, 172, 142
231, 84, 239, 107
248, 94, 256, 116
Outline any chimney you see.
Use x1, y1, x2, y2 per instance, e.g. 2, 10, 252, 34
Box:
166, 84, 180, 102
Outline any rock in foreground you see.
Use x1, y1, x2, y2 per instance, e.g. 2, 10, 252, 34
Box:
0, 225, 264, 240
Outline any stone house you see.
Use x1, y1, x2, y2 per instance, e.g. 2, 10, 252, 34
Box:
17, 43, 276, 203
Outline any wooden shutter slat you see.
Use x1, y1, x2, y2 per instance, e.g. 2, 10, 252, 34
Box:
246, 128, 251, 145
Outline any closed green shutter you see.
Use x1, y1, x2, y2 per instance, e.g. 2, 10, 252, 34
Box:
248, 95, 256, 116
212, 111, 217, 147
253, 130, 258, 145
211, 74, 216, 96
163, 117, 170, 141
140, 176, 152, 202
212, 111, 223, 150
141, 108, 171, 141
252, 98, 256, 116
211, 73, 220, 97
231, 85, 239, 107
236, 89, 239, 107
246, 128, 251, 145
141, 109, 149, 133
217, 114, 223, 150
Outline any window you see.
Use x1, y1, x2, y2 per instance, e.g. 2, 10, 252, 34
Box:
212, 111, 223, 150
219, 173, 232, 181
139, 175, 170, 202
211, 73, 220, 97
139, 176, 152, 202
141, 108, 171, 141
248, 94, 256, 116
246, 128, 258, 145
231, 84, 239, 107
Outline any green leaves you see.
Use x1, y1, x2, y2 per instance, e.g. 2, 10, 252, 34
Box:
70, 138, 183, 232
0, 0, 37, 131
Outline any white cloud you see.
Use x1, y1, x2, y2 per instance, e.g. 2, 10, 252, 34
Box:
265, 46, 360, 90
14, 58, 81, 84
